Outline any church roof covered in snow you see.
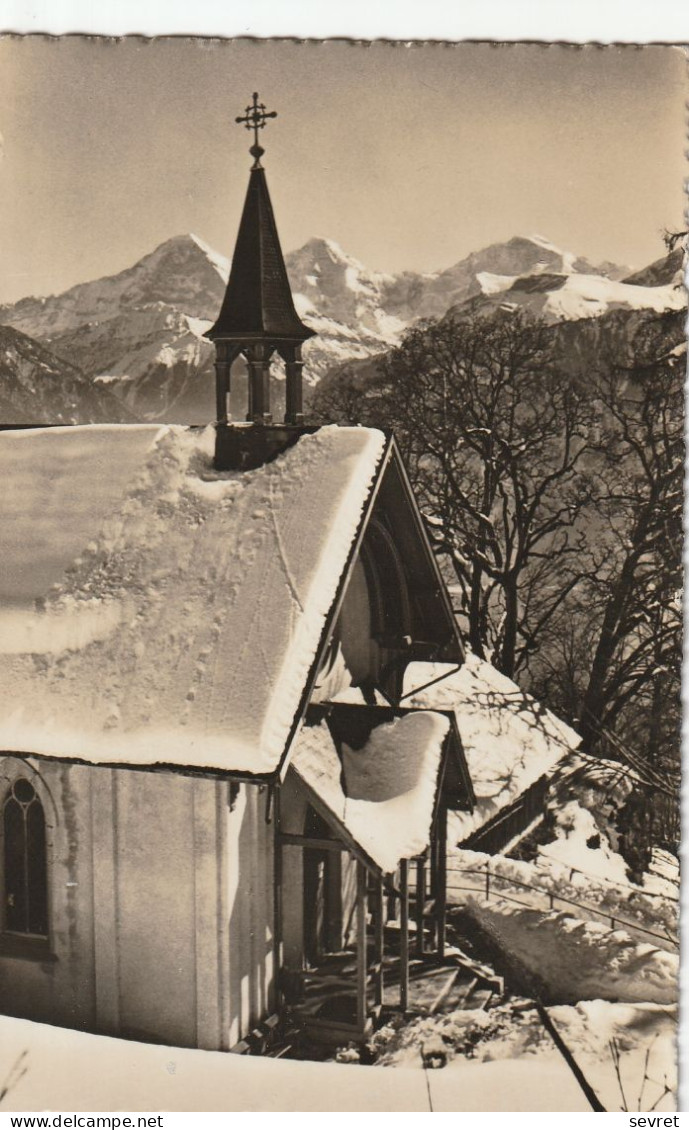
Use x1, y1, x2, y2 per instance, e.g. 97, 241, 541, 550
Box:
0, 423, 387, 775
291, 710, 451, 873
402, 654, 581, 843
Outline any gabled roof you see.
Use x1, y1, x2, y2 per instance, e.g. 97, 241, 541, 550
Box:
402, 655, 581, 842
291, 710, 452, 874
207, 167, 314, 343
0, 424, 386, 776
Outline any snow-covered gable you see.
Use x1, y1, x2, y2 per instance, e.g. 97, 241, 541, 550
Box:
291, 711, 450, 873
402, 654, 580, 843
0, 423, 386, 775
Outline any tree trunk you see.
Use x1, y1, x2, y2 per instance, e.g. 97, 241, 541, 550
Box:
578, 556, 638, 750
468, 562, 485, 658
500, 576, 519, 678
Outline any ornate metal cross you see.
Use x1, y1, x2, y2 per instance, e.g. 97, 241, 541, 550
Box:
236, 93, 277, 165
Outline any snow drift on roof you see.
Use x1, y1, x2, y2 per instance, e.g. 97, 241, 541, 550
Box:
0, 424, 163, 603
402, 653, 580, 843
291, 711, 450, 872
0, 423, 386, 774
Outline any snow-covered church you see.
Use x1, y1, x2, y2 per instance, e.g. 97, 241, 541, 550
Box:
0, 98, 578, 1050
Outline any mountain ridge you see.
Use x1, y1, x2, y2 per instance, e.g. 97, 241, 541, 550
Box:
0, 324, 138, 425
0, 233, 681, 425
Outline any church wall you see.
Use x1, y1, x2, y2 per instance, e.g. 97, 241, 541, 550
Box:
108, 769, 199, 1047
0, 757, 97, 1031
0, 756, 278, 1051
192, 776, 232, 1051
225, 782, 275, 1048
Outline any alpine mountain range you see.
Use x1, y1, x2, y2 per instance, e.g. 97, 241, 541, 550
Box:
0, 233, 684, 426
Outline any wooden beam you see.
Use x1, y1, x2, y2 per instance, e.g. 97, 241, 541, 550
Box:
437, 805, 447, 961
399, 859, 410, 1012
279, 832, 347, 852
356, 861, 368, 1032
429, 968, 459, 1015
283, 780, 383, 874
374, 875, 385, 1007
300, 1016, 372, 1042
273, 788, 283, 1013
415, 857, 426, 957
429, 825, 438, 952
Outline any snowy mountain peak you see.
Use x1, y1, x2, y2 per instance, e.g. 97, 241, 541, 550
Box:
525, 233, 566, 254
311, 236, 351, 262
187, 233, 230, 282
0, 231, 671, 427
288, 237, 395, 287
297, 236, 354, 263
133, 233, 230, 287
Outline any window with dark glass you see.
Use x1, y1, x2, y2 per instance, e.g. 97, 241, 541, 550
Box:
2, 779, 48, 937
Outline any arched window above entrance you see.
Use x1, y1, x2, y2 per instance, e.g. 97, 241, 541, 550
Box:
336, 518, 412, 701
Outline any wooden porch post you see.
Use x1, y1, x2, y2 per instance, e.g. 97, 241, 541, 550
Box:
415, 857, 426, 958
399, 859, 410, 1012
356, 860, 368, 1033
374, 875, 385, 1007
429, 829, 438, 952
273, 787, 283, 1012
437, 804, 448, 961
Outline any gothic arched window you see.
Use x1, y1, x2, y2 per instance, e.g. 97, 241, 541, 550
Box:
2, 778, 48, 937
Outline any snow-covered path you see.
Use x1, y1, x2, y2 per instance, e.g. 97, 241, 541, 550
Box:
464, 898, 677, 1007
446, 864, 677, 952
446, 844, 678, 953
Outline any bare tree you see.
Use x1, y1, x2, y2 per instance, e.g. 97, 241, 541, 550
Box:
315, 309, 596, 678
313, 302, 683, 846
576, 316, 683, 764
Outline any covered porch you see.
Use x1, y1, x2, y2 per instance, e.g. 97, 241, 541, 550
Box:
275, 702, 475, 1042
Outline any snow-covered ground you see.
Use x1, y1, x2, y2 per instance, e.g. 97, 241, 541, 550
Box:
0, 1012, 597, 1113
1, 988, 672, 1112
371, 1000, 676, 1113
644, 848, 681, 899
447, 846, 678, 952
538, 797, 630, 882
0, 1014, 429, 1113
548, 1002, 676, 1113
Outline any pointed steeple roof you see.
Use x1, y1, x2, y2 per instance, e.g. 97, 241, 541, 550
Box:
207, 164, 314, 343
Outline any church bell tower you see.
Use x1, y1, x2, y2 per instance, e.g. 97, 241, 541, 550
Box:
207, 94, 315, 469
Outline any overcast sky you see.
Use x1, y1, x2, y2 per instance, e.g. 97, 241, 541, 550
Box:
0, 38, 685, 303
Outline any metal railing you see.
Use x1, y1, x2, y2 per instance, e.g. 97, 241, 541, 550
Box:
444, 861, 679, 950
450, 852, 679, 903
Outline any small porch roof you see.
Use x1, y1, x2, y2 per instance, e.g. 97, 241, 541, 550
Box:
401, 653, 581, 843
290, 705, 473, 874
